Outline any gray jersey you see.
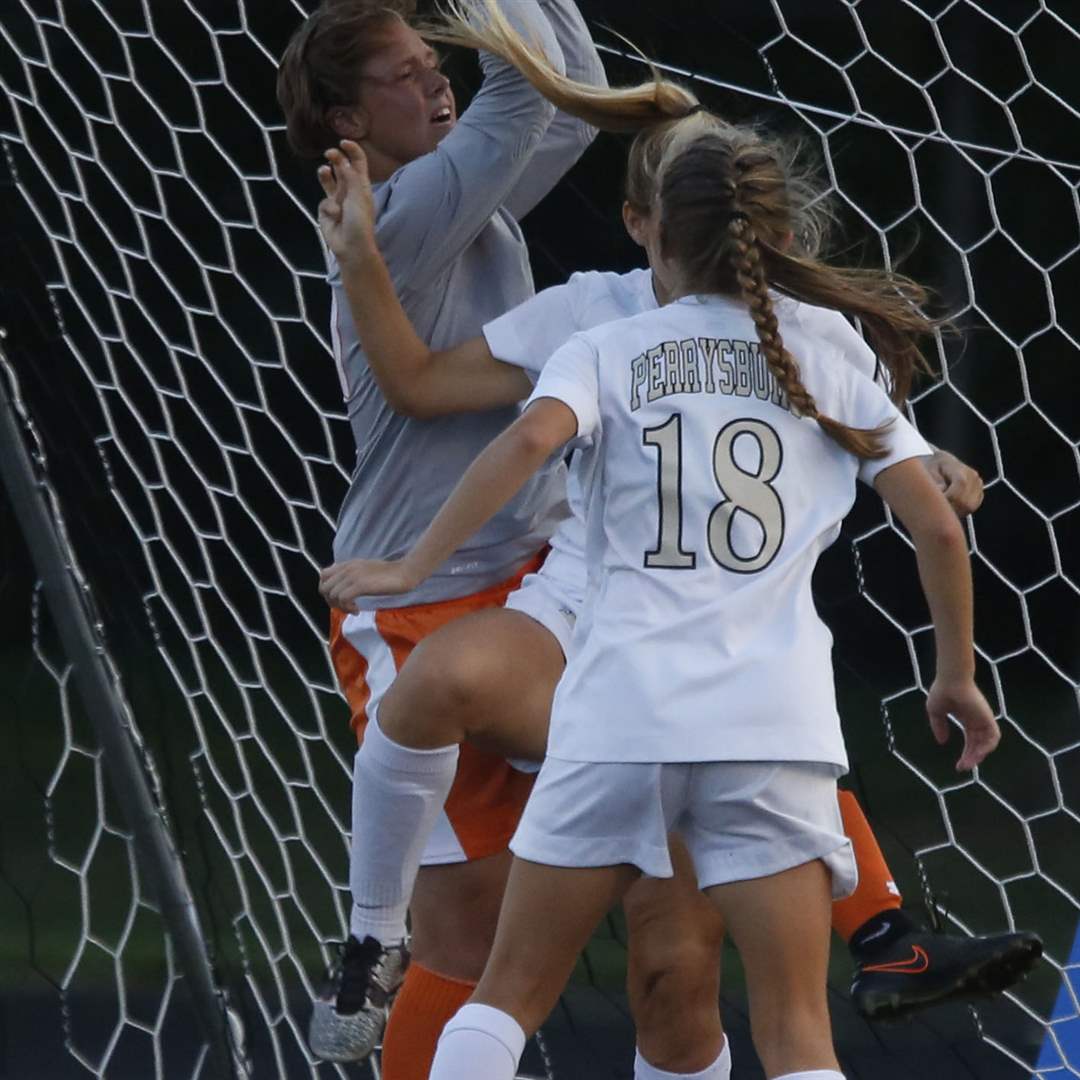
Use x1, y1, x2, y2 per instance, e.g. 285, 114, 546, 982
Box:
330, 0, 604, 607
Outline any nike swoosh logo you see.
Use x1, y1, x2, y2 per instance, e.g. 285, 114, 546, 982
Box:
861, 945, 930, 974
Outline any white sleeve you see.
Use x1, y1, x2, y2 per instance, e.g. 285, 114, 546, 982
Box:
482, 280, 580, 379
526, 332, 600, 440
850, 376, 933, 485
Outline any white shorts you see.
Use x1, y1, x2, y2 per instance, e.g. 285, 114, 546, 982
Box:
503, 544, 583, 659
511, 758, 857, 899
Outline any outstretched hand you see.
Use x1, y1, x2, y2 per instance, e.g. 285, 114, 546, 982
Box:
319, 557, 418, 614
926, 676, 1000, 771
317, 139, 376, 266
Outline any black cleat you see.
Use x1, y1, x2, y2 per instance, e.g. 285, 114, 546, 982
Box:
850, 912, 1043, 1021
308, 935, 410, 1062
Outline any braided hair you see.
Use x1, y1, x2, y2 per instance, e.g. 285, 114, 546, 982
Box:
658, 132, 917, 458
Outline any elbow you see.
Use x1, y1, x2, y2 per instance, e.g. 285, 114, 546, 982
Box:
385, 388, 441, 421
512, 412, 561, 463
920, 512, 968, 557
519, 109, 556, 156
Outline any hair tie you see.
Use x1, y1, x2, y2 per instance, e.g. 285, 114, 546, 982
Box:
729, 211, 752, 237
685, 103, 707, 117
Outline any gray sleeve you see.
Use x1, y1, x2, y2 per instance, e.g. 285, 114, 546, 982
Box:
502, 0, 606, 222
374, 1, 564, 296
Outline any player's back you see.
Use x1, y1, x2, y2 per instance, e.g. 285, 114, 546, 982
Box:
539, 293, 927, 770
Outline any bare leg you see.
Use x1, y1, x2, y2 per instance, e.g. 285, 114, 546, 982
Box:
705, 860, 838, 1079
379, 850, 514, 1080
471, 857, 641, 1033
379, 607, 563, 758
347, 608, 561, 944
625, 836, 726, 1073
427, 857, 638, 1080
350, 609, 562, 1077
409, 850, 513, 980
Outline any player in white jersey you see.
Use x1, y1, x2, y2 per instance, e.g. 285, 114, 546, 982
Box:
316, 30, 1038, 1078
277, 1, 606, 1072
320, 119, 1002, 1080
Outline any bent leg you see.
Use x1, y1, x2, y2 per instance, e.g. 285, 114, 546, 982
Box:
379, 607, 564, 757
381, 851, 513, 1080
363, 612, 563, 1077
706, 859, 838, 1080
349, 607, 563, 943
625, 836, 727, 1075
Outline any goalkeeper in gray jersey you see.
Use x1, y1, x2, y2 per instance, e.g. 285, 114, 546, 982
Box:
277, 0, 605, 1071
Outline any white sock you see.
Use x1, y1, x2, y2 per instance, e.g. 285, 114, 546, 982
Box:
773, 1072, 845, 1079
348, 714, 458, 944
634, 1036, 731, 1079
429, 1003, 526, 1080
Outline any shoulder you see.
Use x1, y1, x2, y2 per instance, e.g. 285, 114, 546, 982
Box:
583, 301, 669, 347
775, 296, 879, 381
562, 267, 647, 302
775, 295, 854, 339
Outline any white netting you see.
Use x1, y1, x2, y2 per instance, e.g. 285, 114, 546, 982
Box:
1, 1, 1077, 1077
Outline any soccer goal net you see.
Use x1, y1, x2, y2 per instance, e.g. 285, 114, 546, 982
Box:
0, 1, 1077, 1077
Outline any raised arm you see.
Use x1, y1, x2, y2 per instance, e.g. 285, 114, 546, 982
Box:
502, 0, 607, 221
872, 459, 999, 771
373, 0, 565, 294
320, 140, 533, 416
319, 398, 577, 607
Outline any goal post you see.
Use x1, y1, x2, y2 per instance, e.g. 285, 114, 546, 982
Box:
1, 1, 1077, 1077
0, 341, 239, 1077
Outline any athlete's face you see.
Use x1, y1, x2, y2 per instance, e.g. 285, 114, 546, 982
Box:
330, 21, 456, 182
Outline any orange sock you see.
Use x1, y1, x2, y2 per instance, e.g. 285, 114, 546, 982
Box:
379, 962, 475, 1080
832, 789, 904, 943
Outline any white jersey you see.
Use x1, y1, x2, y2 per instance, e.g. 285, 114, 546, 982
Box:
527, 293, 932, 769
484, 269, 889, 588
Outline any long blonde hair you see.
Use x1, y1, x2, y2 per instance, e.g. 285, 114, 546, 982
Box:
425, 0, 699, 131
428, 0, 938, 452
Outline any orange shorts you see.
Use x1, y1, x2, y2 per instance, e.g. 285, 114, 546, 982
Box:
329, 555, 542, 865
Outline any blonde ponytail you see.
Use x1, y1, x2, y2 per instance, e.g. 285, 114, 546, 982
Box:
424, 0, 699, 131
426, 2, 934, 416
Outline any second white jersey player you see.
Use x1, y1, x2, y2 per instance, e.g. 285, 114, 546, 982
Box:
528, 291, 930, 769
485, 267, 893, 628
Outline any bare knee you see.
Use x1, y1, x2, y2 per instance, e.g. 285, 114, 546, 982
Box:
628, 937, 723, 1071
380, 610, 555, 756
379, 633, 490, 748
625, 881, 725, 1072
